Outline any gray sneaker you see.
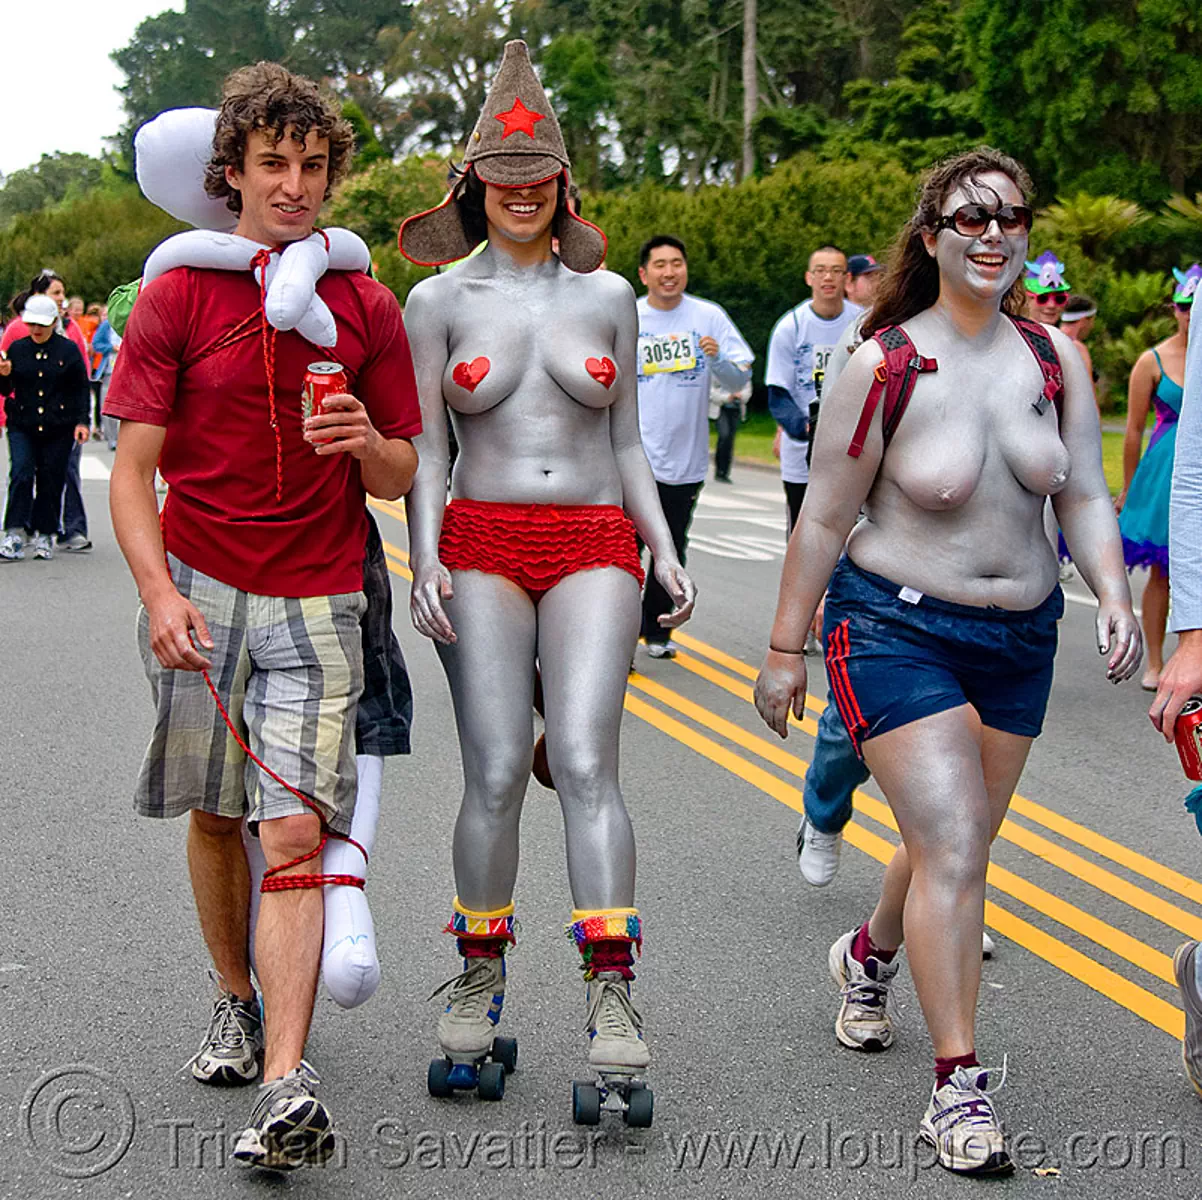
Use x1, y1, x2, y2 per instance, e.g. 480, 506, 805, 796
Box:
1174, 941, 1202, 1097
57, 532, 92, 552
920, 1063, 1013, 1175
0, 530, 24, 561
829, 927, 899, 1051
31, 533, 54, 560
586, 972, 650, 1070
185, 975, 263, 1086
232, 1061, 335, 1170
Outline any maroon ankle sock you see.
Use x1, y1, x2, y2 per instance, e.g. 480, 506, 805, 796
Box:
587, 939, 635, 980
458, 937, 506, 959
935, 1051, 980, 1087
851, 922, 897, 966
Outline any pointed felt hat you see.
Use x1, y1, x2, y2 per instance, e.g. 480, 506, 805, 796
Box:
398, 40, 607, 273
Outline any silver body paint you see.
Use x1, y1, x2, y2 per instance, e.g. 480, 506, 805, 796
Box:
404, 244, 694, 912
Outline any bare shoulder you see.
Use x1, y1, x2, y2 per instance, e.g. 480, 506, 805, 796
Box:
403, 271, 458, 327
567, 266, 635, 305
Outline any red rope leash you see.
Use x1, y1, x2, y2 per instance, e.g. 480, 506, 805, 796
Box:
250, 248, 284, 504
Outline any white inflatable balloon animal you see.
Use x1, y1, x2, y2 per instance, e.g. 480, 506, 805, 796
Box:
135, 108, 372, 347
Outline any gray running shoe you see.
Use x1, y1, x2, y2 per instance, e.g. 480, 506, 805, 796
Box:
233, 1061, 335, 1170
796, 815, 842, 886
646, 642, 677, 660
433, 956, 506, 1057
57, 533, 92, 552
586, 971, 650, 1070
829, 927, 899, 1051
1173, 941, 1202, 1097
185, 975, 263, 1086
0, 530, 24, 561
31, 533, 54, 560
919, 1063, 1013, 1175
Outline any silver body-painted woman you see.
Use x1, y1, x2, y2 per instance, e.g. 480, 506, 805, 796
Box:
755, 150, 1140, 1174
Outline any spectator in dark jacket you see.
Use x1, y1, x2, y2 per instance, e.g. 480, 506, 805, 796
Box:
0, 295, 90, 561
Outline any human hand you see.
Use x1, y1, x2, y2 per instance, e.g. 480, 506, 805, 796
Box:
1096, 601, 1142, 684
773, 427, 782, 460
305, 392, 381, 459
754, 649, 808, 738
145, 588, 214, 671
74, 424, 90, 444
1113, 487, 1127, 515
654, 560, 696, 628
699, 336, 720, 359
1150, 630, 1202, 740
410, 561, 456, 644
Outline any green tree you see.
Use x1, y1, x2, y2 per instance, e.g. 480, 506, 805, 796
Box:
540, 33, 615, 190
0, 153, 108, 226
964, 0, 1202, 200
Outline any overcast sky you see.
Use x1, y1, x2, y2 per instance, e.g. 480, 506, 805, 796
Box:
2, 0, 180, 177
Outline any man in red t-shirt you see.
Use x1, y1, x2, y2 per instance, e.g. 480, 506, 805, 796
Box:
105, 63, 420, 1171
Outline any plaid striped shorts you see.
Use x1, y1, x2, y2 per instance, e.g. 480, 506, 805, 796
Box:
134, 555, 367, 832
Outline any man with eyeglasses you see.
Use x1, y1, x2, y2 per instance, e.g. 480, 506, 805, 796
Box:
766, 246, 863, 545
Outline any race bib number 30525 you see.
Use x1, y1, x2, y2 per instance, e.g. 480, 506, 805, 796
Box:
641, 332, 697, 375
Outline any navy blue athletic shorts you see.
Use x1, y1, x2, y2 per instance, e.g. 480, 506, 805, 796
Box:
822, 555, 1063, 756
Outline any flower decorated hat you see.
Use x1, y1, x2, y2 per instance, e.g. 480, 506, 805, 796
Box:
1023, 251, 1070, 296
1173, 264, 1202, 304
398, 40, 606, 273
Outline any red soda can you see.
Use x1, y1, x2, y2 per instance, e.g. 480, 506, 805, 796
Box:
302, 362, 348, 444
1174, 698, 1202, 781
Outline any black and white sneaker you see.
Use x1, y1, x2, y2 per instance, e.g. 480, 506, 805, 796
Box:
186, 974, 263, 1086
233, 1061, 336, 1170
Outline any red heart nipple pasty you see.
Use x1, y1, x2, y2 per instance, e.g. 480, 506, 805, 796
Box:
452, 357, 491, 392
585, 356, 617, 389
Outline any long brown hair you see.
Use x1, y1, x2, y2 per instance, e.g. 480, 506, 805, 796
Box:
863, 147, 1035, 339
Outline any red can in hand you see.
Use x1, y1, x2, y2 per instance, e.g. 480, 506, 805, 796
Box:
1175, 698, 1202, 781
302, 361, 348, 445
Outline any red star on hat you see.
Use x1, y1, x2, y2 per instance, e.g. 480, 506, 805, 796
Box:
494, 97, 545, 140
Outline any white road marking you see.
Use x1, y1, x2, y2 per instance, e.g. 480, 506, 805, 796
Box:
80, 455, 111, 481
695, 492, 772, 512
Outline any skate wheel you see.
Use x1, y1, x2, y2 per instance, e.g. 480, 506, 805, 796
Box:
492, 1035, 518, 1074
428, 1058, 453, 1098
572, 1080, 601, 1125
624, 1084, 653, 1128
477, 1060, 505, 1101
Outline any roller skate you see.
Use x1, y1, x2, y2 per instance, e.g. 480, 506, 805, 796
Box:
567, 907, 651, 1127
427, 900, 518, 1101
572, 971, 653, 1127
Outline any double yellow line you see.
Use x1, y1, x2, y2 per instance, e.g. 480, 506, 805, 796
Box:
369, 498, 1194, 1039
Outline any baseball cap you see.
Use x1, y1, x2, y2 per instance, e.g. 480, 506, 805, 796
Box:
847, 254, 881, 278
21, 295, 60, 326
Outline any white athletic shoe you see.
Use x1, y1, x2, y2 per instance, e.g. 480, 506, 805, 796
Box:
646, 642, 677, 660
796, 816, 842, 886
919, 1063, 1013, 1175
32, 533, 54, 560
0, 530, 24, 561
828, 927, 899, 1051
982, 930, 995, 959
804, 631, 822, 655
586, 972, 650, 1070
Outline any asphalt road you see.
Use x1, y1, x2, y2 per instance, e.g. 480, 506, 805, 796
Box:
2, 447, 1201, 1198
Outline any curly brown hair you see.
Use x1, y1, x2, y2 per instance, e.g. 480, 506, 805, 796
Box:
203, 61, 355, 215
863, 147, 1035, 339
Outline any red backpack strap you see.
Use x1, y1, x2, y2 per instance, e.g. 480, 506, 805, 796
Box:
847, 325, 938, 458
1008, 314, 1064, 418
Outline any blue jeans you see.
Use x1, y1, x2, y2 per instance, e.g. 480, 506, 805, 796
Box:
4, 427, 36, 531
803, 690, 867, 834
60, 441, 87, 538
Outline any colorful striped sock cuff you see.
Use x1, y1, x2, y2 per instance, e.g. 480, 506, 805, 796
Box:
566, 907, 642, 951
444, 896, 517, 945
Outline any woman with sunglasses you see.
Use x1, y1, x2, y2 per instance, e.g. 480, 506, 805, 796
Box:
755, 148, 1139, 1176
1023, 251, 1071, 324
1116, 266, 1197, 689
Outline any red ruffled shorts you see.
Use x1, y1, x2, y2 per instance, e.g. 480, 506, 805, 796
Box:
439, 499, 645, 602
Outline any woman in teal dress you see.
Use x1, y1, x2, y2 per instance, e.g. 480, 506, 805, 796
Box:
1117, 265, 1197, 689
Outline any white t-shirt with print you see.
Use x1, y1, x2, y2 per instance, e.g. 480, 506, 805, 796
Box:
636, 293, 754, 486
765, 299, 863, 484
